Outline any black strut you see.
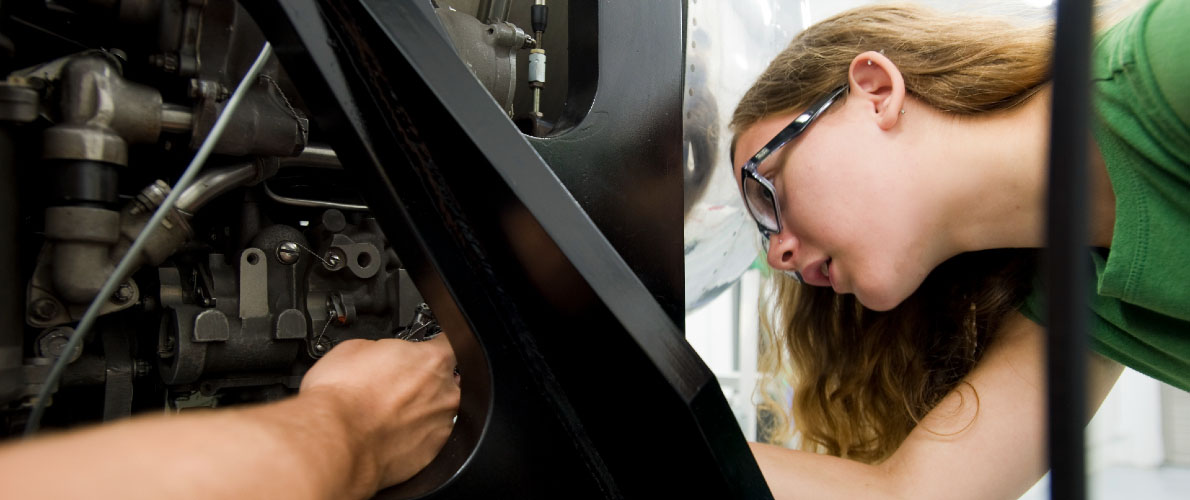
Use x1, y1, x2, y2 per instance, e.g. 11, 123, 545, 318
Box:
1045, 0, 1094, 499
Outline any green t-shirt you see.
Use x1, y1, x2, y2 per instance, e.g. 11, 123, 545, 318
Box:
1024, 0, 1190, 391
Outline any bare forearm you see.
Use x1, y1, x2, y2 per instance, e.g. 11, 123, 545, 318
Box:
0, 390, 377, 500
0, 337, 459, 499
753, 314, 1124, 500
751, 442, 901, 500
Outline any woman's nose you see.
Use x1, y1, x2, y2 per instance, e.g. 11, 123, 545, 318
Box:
766, 231, 798, 271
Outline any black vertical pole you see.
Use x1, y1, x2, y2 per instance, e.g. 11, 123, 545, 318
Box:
1046, 0, 1093, 499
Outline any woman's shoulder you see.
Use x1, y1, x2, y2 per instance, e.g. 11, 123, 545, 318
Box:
1142, 0, 1190, 127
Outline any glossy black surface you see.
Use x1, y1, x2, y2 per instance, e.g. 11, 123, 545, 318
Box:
526, 0, 686, 326
247, 0, 771, 498
1045, 1, 1094, 499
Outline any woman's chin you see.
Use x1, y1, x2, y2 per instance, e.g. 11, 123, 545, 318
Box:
854, 286, 911, 312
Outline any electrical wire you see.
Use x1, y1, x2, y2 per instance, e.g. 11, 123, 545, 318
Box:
23, 42, 275, 436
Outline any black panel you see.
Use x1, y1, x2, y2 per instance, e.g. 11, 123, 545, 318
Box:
527, 0, 686, 326
246, 0, 770, 497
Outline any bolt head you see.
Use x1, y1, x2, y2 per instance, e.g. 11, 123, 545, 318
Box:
112, 282, 135, 304
31, 298, 58, 321
43, 336, 68, 356
324, 250, 344, 270
37, 327, 80, 362
276, 241, 301, 265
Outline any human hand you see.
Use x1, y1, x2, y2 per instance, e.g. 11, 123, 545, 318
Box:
300, 334, 460, 491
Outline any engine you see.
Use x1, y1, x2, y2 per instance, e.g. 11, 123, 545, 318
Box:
0, 0, 546, 433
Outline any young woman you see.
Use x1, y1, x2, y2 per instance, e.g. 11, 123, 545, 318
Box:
732, 1, 1188, 498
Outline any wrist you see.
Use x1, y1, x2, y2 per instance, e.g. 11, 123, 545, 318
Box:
292, 388, 383, 500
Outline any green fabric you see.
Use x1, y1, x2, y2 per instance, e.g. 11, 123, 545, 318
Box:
1022, 0, 1190, 392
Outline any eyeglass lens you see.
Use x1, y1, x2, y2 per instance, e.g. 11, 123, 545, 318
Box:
743, 174, 780, 234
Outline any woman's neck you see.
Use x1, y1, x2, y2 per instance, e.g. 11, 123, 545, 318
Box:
927, 86, 1116, 255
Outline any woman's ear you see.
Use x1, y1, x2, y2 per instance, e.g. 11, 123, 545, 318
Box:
848, 51, 907, 131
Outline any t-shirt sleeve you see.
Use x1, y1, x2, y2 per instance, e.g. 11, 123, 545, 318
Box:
1145, 0, 1190, 128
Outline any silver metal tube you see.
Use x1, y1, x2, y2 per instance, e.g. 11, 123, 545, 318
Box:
161, 104, 192, 134
175, 163, 259, 215
263, 182, 367, 211
278, 144, 341, 169
482, 0, 511, 23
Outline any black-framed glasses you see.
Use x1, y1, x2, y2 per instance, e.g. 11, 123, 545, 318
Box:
739, 85, 847, 241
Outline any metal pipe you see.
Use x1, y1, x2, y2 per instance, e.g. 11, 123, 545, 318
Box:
161, 104, 193, 134
178, 143, 346, 215
262, 182, 368, 211
278, 143, 341, 169
1046, 1, 1093, 499
175, 163, 259, 215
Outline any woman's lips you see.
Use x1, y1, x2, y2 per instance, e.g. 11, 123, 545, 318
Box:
801, 258, 832, 287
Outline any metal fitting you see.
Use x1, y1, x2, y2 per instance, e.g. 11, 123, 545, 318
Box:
324, 249, 344, 271
189, 79, 308, 157
149, 53, 180, 73
276, 241, 300, 265
115, 181, 193, 268
43, 56, 165, 166
312, 337, 332, 356
36, 327, 82, 363
188, 79, 229, 102
30, 299, 59, 322
111, 282, 136, 304
0, 79, 40, 123
528, 49, 546, 85
45, 205, 121, 304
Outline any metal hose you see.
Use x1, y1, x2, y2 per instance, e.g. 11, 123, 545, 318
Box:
175, 163, 260, 216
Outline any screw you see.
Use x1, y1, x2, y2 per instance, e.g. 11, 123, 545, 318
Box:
276, 241, 301, 265
324, 250, 343, 270
31, 298, 58, 321
111, 282, 135, 304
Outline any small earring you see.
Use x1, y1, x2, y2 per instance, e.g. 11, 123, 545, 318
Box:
900, 109, 906, 115
778, 237, 784, 244
866, 60, 873, 66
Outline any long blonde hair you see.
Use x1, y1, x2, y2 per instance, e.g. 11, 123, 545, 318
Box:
733, 4, 1051, 463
